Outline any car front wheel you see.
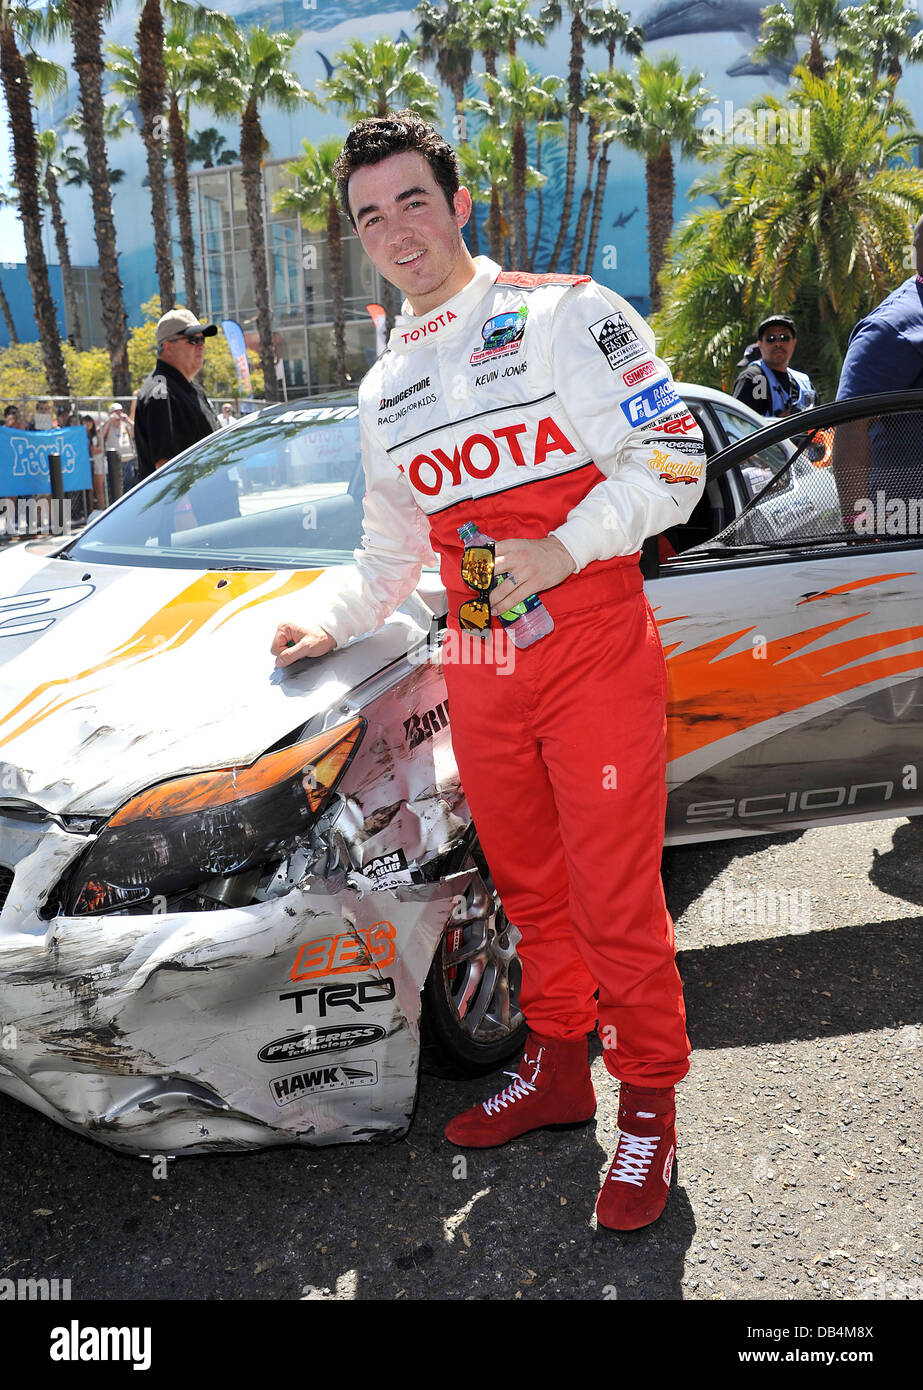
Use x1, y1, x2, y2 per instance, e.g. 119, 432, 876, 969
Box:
420, 861, 526, 1078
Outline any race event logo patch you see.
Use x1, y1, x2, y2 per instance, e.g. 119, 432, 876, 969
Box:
470, 306, 528, 365
620, 378, 681, 427
270, 1062, 379, 1106
258, 1025, 386, 1063
588, 312, 644, 371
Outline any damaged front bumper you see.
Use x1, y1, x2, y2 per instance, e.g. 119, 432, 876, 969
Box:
0, 804, 482, 1154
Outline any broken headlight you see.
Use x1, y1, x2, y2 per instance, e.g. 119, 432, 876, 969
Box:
60, 716, 366, 915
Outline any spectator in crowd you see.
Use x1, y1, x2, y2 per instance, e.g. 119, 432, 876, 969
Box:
733, 315, 818, 418
100, 403, 137, 491
833, 214, 923, 528
3, 404, 22, 428
217, 402, 236, 427
83, 414, 106, 512
134, 308, 219, 479
837, 216, 923, 398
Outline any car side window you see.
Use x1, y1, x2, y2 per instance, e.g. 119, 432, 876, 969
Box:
710, 403, 794, 499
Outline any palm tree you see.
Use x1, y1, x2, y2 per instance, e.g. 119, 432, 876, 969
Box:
276, 139, 348, 388
756, 0, 849, 81
0, 2, 69, 394
107, 5, 233, 317
67, 0, 131, 395
415, 0, 474, 137
598, 54, 712, 312
0, 272, 17, 343
190, 25, 309, 401
527, 73, 565, 269
36, 128, 82, 347
457, 126, 512, 261
465, 58, 546, 268
588, 1, 644, 69
577, 4, 644, 273
186, 126, 237, 167
108, 4, 172, 311
317, 35, 441, 329
654, 66, 923, 397
136, 1, 172, 309
540, 0, 595, 272
837, 0, 923, 103
316, 35, 441, 121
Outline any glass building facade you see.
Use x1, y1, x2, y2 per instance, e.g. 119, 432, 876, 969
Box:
180, 159, 384, 397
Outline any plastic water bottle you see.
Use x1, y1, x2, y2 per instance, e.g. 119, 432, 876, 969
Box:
458, 521, 554, 649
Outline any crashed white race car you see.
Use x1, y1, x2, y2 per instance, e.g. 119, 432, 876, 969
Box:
4, 386, 923, 1155
0, 400, 523, 1154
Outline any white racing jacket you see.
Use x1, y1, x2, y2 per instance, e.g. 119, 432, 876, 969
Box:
302, 257, 706, 645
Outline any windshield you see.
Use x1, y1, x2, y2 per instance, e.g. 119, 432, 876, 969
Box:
63, 404, 366, 570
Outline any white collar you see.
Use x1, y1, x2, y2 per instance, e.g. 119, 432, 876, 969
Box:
388, 257, 500, 354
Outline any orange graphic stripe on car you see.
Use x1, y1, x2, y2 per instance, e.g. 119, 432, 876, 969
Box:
666, 614, 923, 761
212, 569, 323, 631
796, 572, 915, 605
0, 572, 282, 749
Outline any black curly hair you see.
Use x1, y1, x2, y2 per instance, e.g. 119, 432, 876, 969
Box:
333, 111, 459, 225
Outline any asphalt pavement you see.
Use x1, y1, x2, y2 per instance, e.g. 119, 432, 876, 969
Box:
2, 814, 920, 1320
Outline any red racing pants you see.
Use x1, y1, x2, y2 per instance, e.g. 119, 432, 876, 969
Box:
442, 561, 690, 1089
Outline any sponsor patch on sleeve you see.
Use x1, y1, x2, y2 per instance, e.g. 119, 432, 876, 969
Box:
648, 447, 703, 485
620, 378, 681, 427
587, 312, 645, 370
622, 359, 657, 387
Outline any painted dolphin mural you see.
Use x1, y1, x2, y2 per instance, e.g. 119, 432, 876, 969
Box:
639, 0, 769, 42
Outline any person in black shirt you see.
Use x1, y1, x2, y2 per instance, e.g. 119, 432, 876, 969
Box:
134, 308, 220, 479
733, 314, 818, 418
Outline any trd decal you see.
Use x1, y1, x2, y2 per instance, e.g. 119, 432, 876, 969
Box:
279, 977, 396, 1016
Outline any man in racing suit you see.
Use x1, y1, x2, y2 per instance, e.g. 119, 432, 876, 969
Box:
271, 114, 706, 1231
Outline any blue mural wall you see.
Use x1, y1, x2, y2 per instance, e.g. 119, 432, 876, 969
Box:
0, 263, 66, 350
10, 0, 923, 333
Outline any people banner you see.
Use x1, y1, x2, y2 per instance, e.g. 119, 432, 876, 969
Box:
0, 426, 91, 496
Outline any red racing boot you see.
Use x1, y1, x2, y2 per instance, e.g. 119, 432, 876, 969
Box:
596, 1082, 676, 1231
445, 1033, 596, 1148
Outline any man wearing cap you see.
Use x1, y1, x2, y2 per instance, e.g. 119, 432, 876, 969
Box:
134, 308, 219, 480
733, 315, 818, 419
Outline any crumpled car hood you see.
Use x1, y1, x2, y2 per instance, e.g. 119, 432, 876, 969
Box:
0, 546, 429, 816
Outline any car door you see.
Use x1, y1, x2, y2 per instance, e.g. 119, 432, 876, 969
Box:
646, 392, 923, 844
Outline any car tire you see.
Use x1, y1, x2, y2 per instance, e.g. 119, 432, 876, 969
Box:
420, 849, 527, 1079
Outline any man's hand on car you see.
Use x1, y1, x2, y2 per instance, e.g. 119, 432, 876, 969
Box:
490, 536, 576, 614
271, 622, 336, 667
